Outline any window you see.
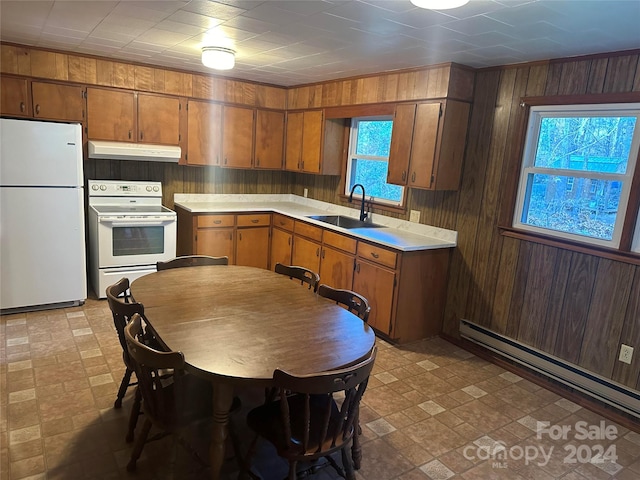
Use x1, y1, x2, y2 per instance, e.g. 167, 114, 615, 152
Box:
513, 103, 640, 251
345, 116, 404, 207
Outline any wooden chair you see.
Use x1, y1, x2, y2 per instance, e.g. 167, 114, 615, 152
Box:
244, 347, 377, 480
106, 278, 148, 443
274, 263, 320, 292
124, 313, 217, 472
317, 284, 370, 323
157, 255, 228, 271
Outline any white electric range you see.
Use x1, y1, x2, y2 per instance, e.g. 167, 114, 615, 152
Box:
88, 180, 177, 298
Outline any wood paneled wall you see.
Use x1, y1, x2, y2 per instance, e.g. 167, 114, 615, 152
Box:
443, 51, 640, 392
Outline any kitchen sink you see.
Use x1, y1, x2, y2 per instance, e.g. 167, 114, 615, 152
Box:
307, 215, 383, 229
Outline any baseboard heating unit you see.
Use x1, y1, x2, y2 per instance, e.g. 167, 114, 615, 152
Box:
459, 319, 640, 419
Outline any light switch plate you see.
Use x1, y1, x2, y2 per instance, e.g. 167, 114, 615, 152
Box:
303, 188, 308, 198
410, 210, 420, 223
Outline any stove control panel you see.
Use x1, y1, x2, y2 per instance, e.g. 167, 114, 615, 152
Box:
88, 180, 162, 197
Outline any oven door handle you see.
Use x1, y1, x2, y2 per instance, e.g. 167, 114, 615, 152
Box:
98, 217, 175, 226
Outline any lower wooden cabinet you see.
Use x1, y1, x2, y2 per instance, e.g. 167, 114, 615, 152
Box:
177, 208, 451, 344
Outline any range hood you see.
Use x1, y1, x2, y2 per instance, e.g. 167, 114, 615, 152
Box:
88, 140, 181, 162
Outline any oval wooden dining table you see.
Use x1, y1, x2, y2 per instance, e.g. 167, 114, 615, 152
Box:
130, 265, 376, 480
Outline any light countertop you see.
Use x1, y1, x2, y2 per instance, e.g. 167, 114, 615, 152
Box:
173, 194, 457, 252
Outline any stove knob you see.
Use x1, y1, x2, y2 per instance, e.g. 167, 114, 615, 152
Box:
99, 184, 107, 191
91, 184, 99, 191
153, 186, 159, 192
146, 186, 152, 192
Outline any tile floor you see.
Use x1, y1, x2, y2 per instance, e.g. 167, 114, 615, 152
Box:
2, 299, 640, 480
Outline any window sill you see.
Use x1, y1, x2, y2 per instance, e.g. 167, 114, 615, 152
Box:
499, 226, 640, 266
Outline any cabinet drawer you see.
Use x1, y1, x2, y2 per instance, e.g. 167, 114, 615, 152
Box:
294, 221, 323, 242
197, 214, 235, 228
323, 230, 357, 254
272, 213, 294, 231
357, 242, 397, 269
237, 213, 271, 227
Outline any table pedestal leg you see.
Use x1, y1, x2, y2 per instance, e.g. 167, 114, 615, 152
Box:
210, 383, 234, 480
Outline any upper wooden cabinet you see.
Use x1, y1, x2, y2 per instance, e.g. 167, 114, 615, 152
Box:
388, 100, 470, 191
1, 78, 84, 122
254, 109, 284, 169
137, 93, 181, 145
186, 99, 222, 166
1, 77, 30, 117
285, 109, 347, 175
86, 87, 135, 142
222, 105, 254, 168
86, 88, 181, 146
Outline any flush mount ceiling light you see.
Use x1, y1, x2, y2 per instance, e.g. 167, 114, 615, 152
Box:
201, 46, 235, 70
410, 0, 470, 9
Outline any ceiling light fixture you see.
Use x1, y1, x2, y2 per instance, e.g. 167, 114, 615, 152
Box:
410, 0, 470, 9
201, 46, 235, 70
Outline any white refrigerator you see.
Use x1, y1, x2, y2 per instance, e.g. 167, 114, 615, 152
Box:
1, 118, 87, 312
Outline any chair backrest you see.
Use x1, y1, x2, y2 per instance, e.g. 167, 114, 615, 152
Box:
106, 278, 146, 356
274, 263, 320, 292
317, 284, 370, 323
157, 255, 228, 271
273, 346, 377, 457
124, 313, 186, 421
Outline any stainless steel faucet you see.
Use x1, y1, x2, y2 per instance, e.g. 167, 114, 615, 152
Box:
348, 183, 367, 222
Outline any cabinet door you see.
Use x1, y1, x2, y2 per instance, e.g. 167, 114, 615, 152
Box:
237, 227, 270, 269
187, 100, 222, 166
222, 105, 254, 168
284, 111, 303, 171
1, 77, 30, 117
387, 103, 416, 185
270, 227, 292, 270
255, 109, 284, 169
301, 110, 323, 173
196, 228, 235, 263
87, 87, 136, 141
353, 260, 395, 335
292, 235, 321, 274
320, 246, 354, 291
32, 82, 84, 122
408, 103, 441, 189
138, 93, 180, 145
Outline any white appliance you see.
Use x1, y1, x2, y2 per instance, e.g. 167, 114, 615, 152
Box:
87, 140, 181, 162
88, 180, 176, 298
0, 118, 87, 312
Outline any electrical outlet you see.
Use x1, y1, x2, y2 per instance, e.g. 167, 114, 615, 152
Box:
303, 188, 308, 198
410, 210, 420, 223
619, 344, 634, 364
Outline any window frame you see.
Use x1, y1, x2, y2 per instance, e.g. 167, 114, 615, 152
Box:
343, 115, 405, 208
504, 94, 640, 262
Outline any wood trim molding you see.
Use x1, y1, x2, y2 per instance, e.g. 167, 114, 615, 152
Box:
521, 92, 640, 106
499, 226, 640, 266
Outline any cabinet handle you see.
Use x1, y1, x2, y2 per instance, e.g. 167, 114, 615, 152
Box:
214, 220, 222, 224
128, 130, 132, 139
251, 219, 259, 223
20, 102, 25, 112
256, 157, 260, 166
411, 171, 416, 182
316, 247, 319, 257
35, 104, 40, 115
356, 263, 361, 273
224, 157, 228, 165
370, 252, 380, 259
140, 132, 144, 140
402, 171, 406, 181
239, 233, 242, 241
321, 249, 325, 259
288, 237, 291, 246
